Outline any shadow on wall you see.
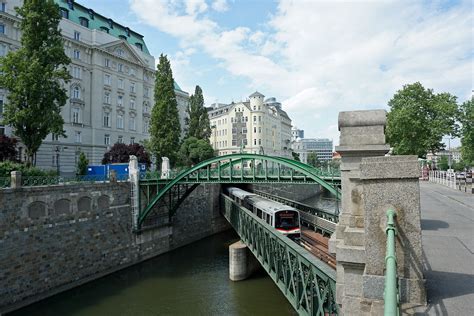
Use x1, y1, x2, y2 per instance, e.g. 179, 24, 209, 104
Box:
420, 219, 449, 231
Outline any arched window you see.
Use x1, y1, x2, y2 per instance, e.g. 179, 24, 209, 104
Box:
79, 17, 89, 28
72, 86, 80, 99
100, 26, 109, 33
118, 35, 127, 41
135, 43, 143, 51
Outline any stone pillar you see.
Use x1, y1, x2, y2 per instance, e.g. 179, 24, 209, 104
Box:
129, 155, 140, 230
10, 171, 22, 189
360, 156, 426, 313
161, 157, 170, 179
109, 170, 117, 183
330, 110, 390, 314
229, 240, 260, 281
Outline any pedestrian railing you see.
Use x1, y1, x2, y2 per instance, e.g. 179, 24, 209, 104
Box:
384, 209, 400, 316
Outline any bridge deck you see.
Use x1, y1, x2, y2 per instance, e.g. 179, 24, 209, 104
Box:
417, 181, 473, 315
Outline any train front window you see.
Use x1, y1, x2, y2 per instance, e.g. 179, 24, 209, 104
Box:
275, 211, 299, 229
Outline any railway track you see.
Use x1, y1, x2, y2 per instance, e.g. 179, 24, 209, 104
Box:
300, 229, 336, 269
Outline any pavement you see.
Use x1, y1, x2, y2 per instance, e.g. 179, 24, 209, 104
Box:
418, 181, 474, 315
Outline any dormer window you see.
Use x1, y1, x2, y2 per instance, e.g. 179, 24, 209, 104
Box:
79, 17, 89, 28
108, 19, 114, 29
125, 27, 131, 37
60, 8, 69, 19
100, 26, 109, 34
67, 0, 74, 10
135, 43, 143, 51
88, 9, 94, 19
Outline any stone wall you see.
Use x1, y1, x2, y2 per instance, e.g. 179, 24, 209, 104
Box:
0, 182, 228, 313
250, 183, 323, 202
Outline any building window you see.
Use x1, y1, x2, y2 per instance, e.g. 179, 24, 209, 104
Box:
254, 139, 257, 145
143, 102, 149, 113
100, 26, 109, 33
104, 58, 110, 67
0, 24, 5, 34
73, 49, 80, 59
143, 119, 149, 133
104, 74, 111, 85
0, 96, 3, 114
129, 117, 136, 130
118, 63, 123, 72
103, 112, 110, 127
135, 43, 143, 51
0, 44, 6, 57
108, 19, 114, 29
75, 131, 82, 143
130, 99, 135, 109
144, 87, 149, 97
130, 137, 135, 144
118, 78, 124, 89
88, 8, 94, 19
79, 17, 89, 28
130, 68, 136, 76
253, 116, 256, 122
258, 139, 262, 145
74, 31, 80, 41
125, 27, 131, 36
59, 8, 68, 18
72, 107, 81, 123
67, 0, 74, 10
118, 35, 127, 41
72, 66, 81, 79
258, 116, 262, 122
117, 136, 123, 143
117, 114, 124, 129
117, 95, 123, 106
104, 92, 110, 104
72, 86, 80, 99
104, 134, 110, 145
130, 82, 135, 93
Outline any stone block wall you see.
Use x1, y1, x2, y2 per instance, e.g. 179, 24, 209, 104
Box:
251, 183, 323, 202
0, 182, 229, 313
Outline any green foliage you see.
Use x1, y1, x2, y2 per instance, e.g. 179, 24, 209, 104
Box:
0, 0, 71, 164
452, 160, 467, 172
0, 135, 18, 162
0, 161, 57, 177
149, 54, 181, 166
458, 99, 473, 166
386, 82, 459, 157
186, 85, 211, 141
178, 137, 214, 166
437, 156, 449, 171
307, 152, 320, 167
291, 151, 300, 161
76, 152, 89, 176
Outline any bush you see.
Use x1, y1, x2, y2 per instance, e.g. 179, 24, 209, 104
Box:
76, 152, 89, 175
0, 161, 57, 178
102, 143, 151, 167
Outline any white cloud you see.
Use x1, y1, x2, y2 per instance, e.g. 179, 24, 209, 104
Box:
130, 0, 473, 142
211, 0, 229, 12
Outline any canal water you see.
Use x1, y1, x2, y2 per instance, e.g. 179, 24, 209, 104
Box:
12, 230, 296, 316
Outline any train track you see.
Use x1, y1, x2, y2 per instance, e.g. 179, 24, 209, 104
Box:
300, 228, 336, 269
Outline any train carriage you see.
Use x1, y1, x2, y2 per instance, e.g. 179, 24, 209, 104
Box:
226, 187, 301, 240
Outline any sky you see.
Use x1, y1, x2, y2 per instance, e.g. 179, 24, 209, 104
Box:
80, 0, 472, 146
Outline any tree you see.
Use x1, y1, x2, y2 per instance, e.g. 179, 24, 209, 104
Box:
149, 54, 181, 167
0, 0, 71, 165
291, 151, 300, 161
76, 152, 89, 176
177, 137, 214, 166
0, 135, 18, 162
102, 143, 151, 167
307, 152, 320, 167
458, 99, 473, 166
186, 85, 211, 141
386, 82, 459, 157
437, 156, 449, 171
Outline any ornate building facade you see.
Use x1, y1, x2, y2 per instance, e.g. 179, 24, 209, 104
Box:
0, 0, 189, 174
208, 92, 292, 158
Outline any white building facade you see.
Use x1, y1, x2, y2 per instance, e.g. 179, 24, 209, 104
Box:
208, 92, 292, 158
291, 138, 333, 164
0, 0, 189, 174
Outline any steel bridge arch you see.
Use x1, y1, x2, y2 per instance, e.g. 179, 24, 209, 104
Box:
138, 153, 340, 227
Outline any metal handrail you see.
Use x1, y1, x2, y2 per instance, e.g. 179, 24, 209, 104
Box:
384, 209, 399, 316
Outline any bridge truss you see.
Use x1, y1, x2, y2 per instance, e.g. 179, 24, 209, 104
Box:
138, 154, 341, 229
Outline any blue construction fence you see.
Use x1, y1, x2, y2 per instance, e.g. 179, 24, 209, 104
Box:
86, 163, 147, 181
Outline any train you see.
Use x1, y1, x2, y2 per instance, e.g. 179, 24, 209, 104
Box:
226, 187, 301, 240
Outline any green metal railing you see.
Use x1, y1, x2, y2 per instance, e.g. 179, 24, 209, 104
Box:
384, 209, 399, 316
222, 194, 338, 315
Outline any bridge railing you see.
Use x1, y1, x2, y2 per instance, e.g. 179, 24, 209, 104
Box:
221, 194, 338, 315
384, 209, 399, 316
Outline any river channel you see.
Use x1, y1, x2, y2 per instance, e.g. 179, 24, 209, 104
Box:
12, 230, 296, 316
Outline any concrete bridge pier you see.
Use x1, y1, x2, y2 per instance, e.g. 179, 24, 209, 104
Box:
229, 241, 260, 281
